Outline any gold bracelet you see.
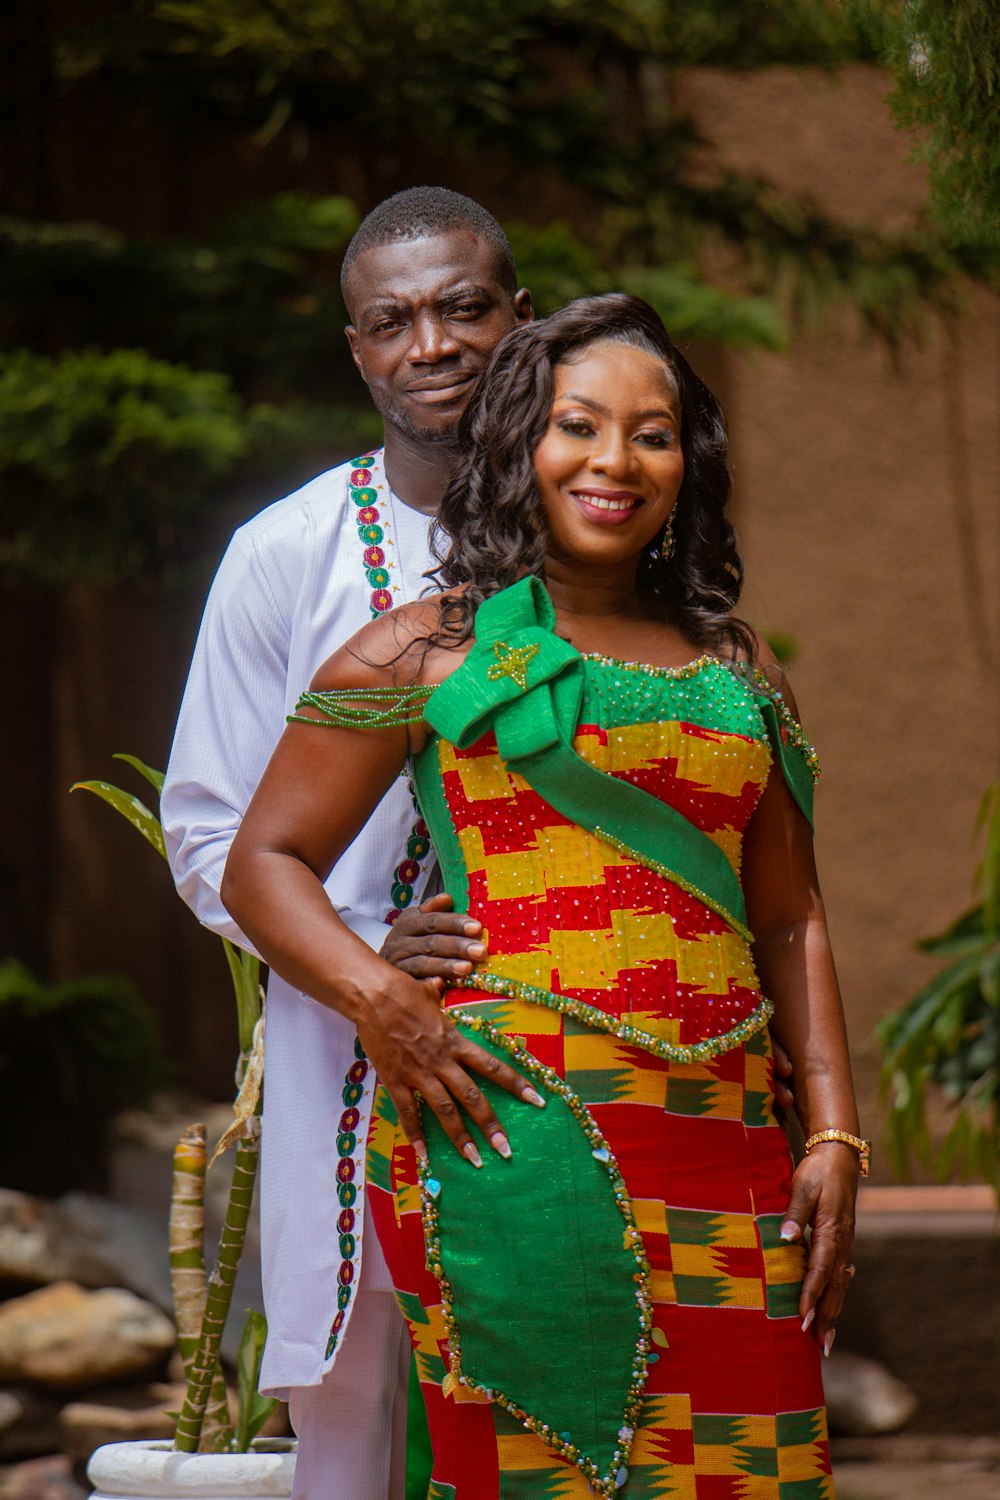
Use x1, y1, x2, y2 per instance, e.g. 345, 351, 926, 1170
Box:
804, 1129, 871, 1177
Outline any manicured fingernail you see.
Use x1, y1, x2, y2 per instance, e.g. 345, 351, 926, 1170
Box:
780, 1221, 800, 1243
462, 1142, 483, 1168
490, 1131, 512, 1159
823, 1328, 836, 1358
521, 1087, 546, 1108
801, 1308, 815, 1333
412, 1139, 428, 1162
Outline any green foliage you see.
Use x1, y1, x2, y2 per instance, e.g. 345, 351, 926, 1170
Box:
0, 958, 164, 1194
214, 192, 358, 253
234, 1310, 278, 1451
879, 785, 1000, 1193
0, 342, 381, 585
0, 347, 246, 584
48, 0, 998, 346
859, 2, 1000, 245
761, 631, 799, 667
0, 211, 351, 395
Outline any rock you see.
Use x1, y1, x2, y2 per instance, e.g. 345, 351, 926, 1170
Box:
58, 1384, 184, 1468
0, 1389, 63, 1461
823, 1347, 919, 1435
0, 1455, 87, 1500
0, 1191, 170, 1311
0, 1284, 174, 1391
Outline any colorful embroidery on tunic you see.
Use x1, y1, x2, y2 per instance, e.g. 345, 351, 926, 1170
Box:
325, 1035, 369, 1359
347, 450, 430, 922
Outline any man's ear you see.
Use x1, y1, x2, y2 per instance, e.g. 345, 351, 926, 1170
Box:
513, 288, 534, 324
345, 324, 364, 374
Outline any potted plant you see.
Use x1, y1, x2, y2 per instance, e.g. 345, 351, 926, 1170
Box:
73, 756, 295, 1498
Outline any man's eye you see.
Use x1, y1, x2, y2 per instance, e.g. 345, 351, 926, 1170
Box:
450, 302, 487, 318
369, 320, 403, 335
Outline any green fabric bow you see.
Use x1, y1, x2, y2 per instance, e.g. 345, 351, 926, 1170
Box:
425, 576, 753, 939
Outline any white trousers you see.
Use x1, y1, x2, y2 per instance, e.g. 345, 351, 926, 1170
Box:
288, 1236, 411, 1500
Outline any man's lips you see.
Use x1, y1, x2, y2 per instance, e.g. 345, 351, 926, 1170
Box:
570, 488, 644, 524
405, 372, 477, 402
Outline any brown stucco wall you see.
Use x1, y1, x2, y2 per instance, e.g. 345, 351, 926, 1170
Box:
680, 67, 1000, 1152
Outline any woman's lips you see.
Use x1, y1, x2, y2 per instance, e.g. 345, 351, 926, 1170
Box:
569, 489, 643, 525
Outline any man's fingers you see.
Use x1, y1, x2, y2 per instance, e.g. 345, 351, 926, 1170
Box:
419, 893, 455, 913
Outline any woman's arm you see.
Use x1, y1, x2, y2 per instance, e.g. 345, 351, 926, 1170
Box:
222, 617, 542, 1166
742, 684, 860, 1356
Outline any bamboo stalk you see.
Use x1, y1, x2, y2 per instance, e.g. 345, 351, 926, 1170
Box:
169, 1124, 234, 1453
173, 1116, 261, 1453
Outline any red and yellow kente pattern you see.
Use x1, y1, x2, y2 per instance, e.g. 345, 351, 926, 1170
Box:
365, 704, 834, 1499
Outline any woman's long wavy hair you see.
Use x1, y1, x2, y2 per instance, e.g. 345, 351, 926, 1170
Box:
429, 293, 755, 661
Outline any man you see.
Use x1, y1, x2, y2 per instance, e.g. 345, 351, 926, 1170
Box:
161, 186, 533, 1500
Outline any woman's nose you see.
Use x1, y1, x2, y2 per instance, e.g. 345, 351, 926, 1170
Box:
587, 430, 635, 477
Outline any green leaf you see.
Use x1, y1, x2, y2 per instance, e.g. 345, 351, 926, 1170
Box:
113, 753, 165, 794
916, 905, 985, 955
70, 779, 166, 860
222, 938, 262, 1058
234, 1310, 276, 1452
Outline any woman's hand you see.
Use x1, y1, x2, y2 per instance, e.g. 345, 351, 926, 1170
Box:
354, 971, 543, 1167
779, 1142, 859, 1356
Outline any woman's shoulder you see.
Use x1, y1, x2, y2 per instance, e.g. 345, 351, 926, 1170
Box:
308, 592, 469, 694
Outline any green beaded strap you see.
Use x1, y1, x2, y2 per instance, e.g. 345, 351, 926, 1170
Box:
739, 667, 819, 829
287, 685, 431, 731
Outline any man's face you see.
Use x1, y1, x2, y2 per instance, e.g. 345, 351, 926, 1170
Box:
345, 229, 533, 445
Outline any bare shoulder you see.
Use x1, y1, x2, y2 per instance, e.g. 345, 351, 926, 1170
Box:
308, 593, 468, 693
738, 631, 802, 718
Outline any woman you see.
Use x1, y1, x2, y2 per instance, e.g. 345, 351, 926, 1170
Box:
223, 295, 863, 1500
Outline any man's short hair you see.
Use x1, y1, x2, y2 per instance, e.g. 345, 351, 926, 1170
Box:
340, 186, 517, 310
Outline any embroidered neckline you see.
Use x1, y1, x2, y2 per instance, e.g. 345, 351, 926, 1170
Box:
347, 450, 429, 921
581, 650, 720, 681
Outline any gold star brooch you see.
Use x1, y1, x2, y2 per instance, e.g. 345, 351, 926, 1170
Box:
486, 638, 539, 691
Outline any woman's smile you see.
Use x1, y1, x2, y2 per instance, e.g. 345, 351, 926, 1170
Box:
569, 486, 644, 523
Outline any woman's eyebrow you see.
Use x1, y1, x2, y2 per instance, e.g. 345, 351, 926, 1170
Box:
555, 392, 678, 420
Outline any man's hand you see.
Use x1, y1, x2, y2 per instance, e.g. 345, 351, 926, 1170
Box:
772, 1035, 795, 1113
380, 893, 487, 989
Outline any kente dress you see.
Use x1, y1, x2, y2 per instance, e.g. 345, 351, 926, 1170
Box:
295, 578, 832, 1500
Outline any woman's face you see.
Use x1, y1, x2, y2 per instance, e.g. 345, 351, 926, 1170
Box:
533, 340, 684, 575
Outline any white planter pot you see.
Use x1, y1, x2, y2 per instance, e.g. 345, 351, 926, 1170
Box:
87, 1439, 297, 1499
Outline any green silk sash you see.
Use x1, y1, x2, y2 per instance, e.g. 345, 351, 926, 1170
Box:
424, 576, 753, 939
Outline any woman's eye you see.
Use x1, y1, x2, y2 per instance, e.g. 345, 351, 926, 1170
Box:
557, 419, 594, 437
638, 430, 675, 447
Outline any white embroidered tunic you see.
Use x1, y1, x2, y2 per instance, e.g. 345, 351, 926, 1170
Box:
161, 451, 434, 1396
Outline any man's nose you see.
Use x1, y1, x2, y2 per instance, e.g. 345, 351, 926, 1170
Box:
407, 313, 461, 363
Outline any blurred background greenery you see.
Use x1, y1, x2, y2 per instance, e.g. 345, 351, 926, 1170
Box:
2, 0, 997, 586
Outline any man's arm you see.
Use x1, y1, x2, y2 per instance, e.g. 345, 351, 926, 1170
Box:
161, 523, 486, 967
161, 528, 397, 951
